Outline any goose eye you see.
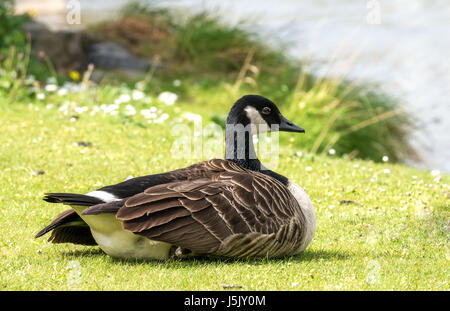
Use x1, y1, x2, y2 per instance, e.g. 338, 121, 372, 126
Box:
261, 107, 271, 115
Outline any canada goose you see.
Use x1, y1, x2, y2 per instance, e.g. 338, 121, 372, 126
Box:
35, 95, 315, 259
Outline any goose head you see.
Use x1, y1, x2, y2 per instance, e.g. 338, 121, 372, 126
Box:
226, 94, 305, 134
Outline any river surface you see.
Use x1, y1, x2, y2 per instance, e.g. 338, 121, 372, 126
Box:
16, 0, 450, 172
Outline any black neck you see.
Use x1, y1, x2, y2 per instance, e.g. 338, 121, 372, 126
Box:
225, 123, 288, 185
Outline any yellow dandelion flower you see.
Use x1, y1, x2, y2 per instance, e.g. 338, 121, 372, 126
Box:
69, 71, 80, 81
28, 9, 37, 17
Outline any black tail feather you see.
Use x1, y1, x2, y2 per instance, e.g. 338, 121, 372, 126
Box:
43, 193, 104, 206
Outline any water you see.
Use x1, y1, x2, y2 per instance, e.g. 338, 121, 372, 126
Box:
16, 0, 450, 172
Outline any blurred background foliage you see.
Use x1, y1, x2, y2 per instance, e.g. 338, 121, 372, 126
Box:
0, 0, 416, 163
0, 0, 30, 54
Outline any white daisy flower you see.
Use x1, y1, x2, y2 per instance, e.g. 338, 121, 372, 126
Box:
140, 109, 153, 119
154, 113, 170, 124
132, 90, 145, 101
101, 104, 119, 114
46, 77, 57, 84
431, 169, 440, 177
74, 106, 88, 114
118, 94, 131, 104
158, 91, 178, 106
125, 105, 136, 116
183, 112, 202, 122
135, 81, 145, 90
57, 88, 68, 96
45, 84, 58, 92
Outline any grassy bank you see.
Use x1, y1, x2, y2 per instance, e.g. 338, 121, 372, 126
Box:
0, 81, 448, 290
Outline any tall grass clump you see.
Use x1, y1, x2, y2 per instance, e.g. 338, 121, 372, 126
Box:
89, 1, 297, 79
281, 75, 416, 162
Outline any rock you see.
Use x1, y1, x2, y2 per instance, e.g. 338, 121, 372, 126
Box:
23, 21, 49, 33
23, 21, 98, 73
83, 41, 153, 71
23, 21, 159, 76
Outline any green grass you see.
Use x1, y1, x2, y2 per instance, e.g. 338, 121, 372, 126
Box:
0, 84, 448, 290
0, 1, 447, 290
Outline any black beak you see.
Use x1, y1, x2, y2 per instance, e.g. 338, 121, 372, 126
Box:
279, 115, 305, 133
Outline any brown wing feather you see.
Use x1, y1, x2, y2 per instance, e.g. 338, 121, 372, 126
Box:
116, 159, 306, 257
35, 209, 97, 246
49, 225, 97, 245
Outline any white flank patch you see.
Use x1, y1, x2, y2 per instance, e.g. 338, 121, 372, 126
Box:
85, 190, 120, 203
287, 181, 316, 252
244, 106, 270, 133
73, 206, 172, 260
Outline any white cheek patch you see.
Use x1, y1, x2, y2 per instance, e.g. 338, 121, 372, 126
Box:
244, 106, 270, 134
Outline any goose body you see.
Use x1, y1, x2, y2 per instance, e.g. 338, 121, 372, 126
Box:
36, 95, 315, 259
